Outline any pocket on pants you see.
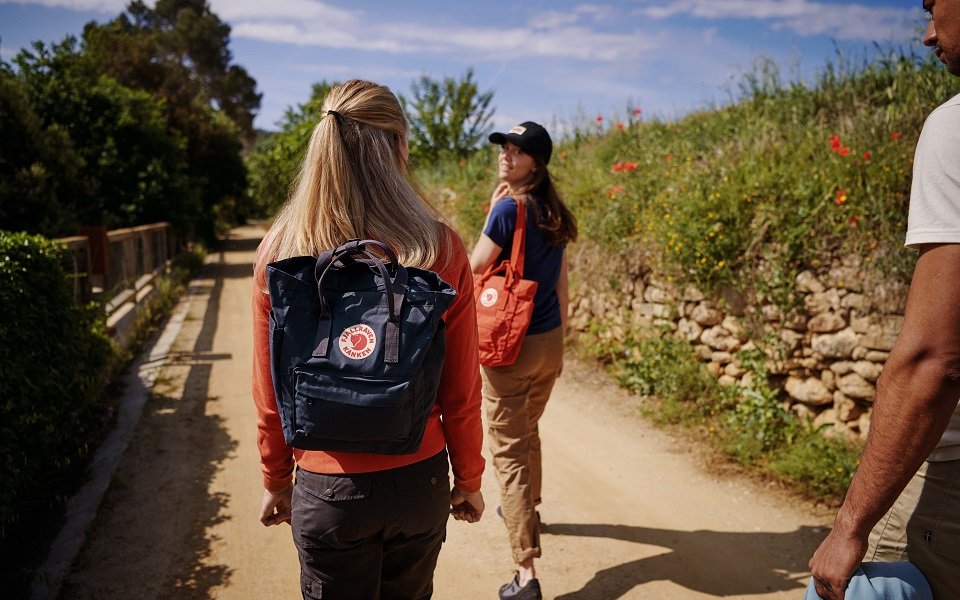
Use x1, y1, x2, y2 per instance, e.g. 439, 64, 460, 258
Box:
300, 572, 324, 599
298, 471, 372, 502
393, 454, 449, 497
292, 470, 374, 550
911, 460, 960, 559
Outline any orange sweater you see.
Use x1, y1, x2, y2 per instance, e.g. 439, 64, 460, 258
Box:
252, 227, 485, 493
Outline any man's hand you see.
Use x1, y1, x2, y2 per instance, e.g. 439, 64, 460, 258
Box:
259, 484, 293, 526
450, 487, 484, 523
808, 525, 867, 600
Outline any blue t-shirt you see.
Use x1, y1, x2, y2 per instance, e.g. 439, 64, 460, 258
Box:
483, 197, 565, 334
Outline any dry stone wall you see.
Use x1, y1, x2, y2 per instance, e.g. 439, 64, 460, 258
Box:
569, 252, 909, 441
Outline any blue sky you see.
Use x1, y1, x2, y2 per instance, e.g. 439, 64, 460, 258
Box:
0, 1, 928, 133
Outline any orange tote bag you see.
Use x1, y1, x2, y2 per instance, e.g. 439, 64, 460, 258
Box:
474, 200, 538, 367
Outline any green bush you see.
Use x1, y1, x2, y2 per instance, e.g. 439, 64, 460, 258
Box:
768, 427, 861, 499
583, 324, 722, 426
718, 346, 798, 464
0, 231, 115, 533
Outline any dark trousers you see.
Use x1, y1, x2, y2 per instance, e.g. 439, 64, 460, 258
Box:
291, 450, 450, 599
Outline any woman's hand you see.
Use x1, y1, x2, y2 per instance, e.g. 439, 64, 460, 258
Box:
450, 487, 484, 523
490, 182, 510, 209
259, 484, 293, 526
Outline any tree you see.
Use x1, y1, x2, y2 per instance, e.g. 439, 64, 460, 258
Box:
402, 68, 495, 167
0, 65, 86, 237
8, 39, 193, 234
80, 0, 258, 239
84, 0, 261, 141
246, 81, 337, 216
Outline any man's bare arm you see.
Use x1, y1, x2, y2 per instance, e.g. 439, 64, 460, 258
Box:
809, 243, 960, 599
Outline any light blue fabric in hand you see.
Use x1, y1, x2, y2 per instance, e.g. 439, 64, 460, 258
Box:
804, 562, 932, 599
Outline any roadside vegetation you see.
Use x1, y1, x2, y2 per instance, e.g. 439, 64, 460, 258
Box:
415, 47, 955, 506
0, 231, 205, 594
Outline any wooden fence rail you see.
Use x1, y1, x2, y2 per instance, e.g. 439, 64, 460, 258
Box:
58, 222, 177, 347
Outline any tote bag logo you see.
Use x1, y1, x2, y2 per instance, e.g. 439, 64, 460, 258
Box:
338, 324, 377, 360
479, 287, 499, 308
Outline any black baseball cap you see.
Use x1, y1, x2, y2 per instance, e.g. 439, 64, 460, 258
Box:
489, 121, 553, 165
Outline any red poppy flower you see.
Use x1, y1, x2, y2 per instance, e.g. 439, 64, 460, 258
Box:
838, 147, 850, 157
890, 132, 901, 140
830, 134, 842, 152
862, 151, 872, 161
596, 115, 603, 123
835, 189, 848, 205
632, 108, 642, 116
616, 123, 625, 131
849, 215, 859, 227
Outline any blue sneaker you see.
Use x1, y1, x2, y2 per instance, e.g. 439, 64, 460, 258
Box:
499, 574, 542, 600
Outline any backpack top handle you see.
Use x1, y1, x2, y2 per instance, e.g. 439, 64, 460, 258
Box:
312, 239, 408, 363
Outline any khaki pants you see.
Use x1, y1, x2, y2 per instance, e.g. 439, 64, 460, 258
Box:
482, 327, 564, 564
867, 459, 960, 599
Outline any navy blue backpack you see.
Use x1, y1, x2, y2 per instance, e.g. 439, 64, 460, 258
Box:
266, 239, 456, 454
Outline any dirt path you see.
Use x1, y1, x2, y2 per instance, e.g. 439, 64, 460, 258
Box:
60, 225, 830, 599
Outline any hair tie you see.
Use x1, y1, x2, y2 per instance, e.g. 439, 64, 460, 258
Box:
326, 109, 343, 123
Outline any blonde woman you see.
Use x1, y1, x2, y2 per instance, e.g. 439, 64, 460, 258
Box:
252, 79, 484, 598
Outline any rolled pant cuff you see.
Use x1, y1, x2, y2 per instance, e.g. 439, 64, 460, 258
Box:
513, 547, 542, 564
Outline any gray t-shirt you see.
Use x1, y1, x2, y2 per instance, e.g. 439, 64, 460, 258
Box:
905, 92, 960, 461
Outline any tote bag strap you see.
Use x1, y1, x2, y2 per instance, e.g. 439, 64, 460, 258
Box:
508, 199, 528, 275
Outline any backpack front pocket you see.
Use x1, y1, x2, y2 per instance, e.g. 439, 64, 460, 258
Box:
292, 367, 413, 448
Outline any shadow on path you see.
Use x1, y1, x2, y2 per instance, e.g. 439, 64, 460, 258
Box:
548, 522, 822, 599
155, 243, 244, 597
60, 242, 246, 599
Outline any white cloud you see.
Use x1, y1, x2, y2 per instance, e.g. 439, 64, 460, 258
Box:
638, 0, 809, 20
210, 0, 353, 24
533, 4, 616, 29
634, 0, 916, 42
535, 10, 582, 30
0, 0, 138, 12
1, 0, 638, 63
287, 62, 423, 81
226, 4, 663, 63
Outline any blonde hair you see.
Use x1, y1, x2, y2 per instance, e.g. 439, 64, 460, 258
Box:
255, 79, 446, 287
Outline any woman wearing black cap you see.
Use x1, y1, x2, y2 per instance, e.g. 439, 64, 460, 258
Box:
470, 121, 577, 600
